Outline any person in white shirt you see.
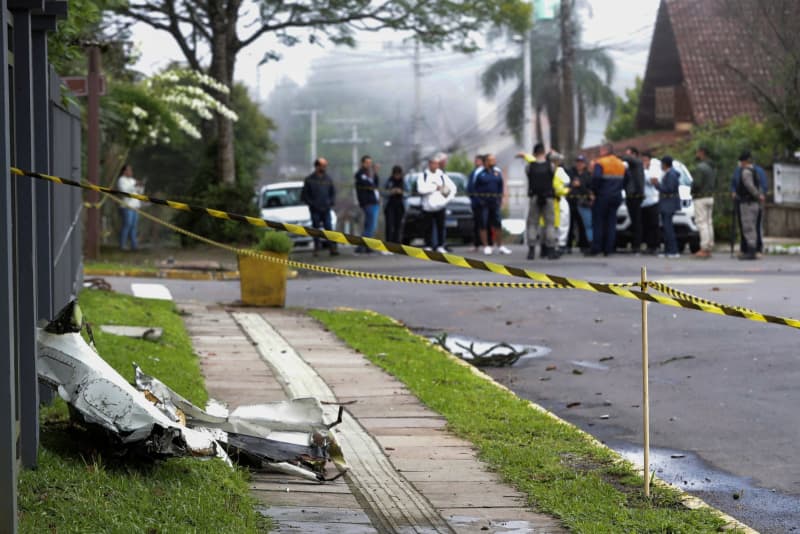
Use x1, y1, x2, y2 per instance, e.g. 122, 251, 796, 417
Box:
640, 151, 662, 254
417, 156, 456, 252
117, 164, 142, 251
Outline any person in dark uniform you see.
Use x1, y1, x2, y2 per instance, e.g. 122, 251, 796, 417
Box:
384, 165, 405, 244
301, 157, 338, 256
622, 146, 645, 253
354, 155, 380, 254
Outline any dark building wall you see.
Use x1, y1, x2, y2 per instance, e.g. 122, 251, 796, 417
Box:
636, 1, 693, 130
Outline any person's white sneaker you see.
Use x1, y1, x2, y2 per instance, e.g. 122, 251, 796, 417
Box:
498, 246, 512, 255
435, 246, 447, 253
483, 246, 493, 255
380, 250, 392, 256
667, 253, 681, 259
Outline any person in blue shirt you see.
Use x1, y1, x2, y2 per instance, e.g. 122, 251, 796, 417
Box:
354, 155, 380, 254
651, 156, 681, 258
730, 153, 768, 254
466, 154, 485, 252
474, 154, 511, 255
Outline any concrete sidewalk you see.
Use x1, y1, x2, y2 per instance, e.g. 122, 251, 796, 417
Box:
179, 302, 567, 534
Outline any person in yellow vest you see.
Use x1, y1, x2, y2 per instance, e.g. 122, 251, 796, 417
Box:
588, 144, 626, 256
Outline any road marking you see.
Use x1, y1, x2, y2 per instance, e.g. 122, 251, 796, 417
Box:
652, 278, 753, 285
130, 283, 173, 300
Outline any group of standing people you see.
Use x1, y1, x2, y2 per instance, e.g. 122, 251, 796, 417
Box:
516, 142, 715, 260
300, 143, 768, 261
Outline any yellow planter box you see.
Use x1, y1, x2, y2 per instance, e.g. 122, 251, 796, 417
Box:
238, 252, 287, 307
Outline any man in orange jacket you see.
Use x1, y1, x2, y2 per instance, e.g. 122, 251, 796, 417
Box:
588, 144, 626, 256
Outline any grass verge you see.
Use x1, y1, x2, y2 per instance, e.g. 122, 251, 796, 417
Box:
310, 308, 733, 534
19, 290, 267, 533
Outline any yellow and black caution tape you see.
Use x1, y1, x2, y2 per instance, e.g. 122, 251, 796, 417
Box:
11, 167, 800, 330
111, 194, 587, 290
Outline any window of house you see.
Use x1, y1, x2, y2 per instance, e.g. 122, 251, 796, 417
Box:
654, 86, 675, 122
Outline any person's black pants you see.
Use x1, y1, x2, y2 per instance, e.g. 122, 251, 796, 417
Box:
567, 197, 587, 249
626, 196, 644, 251
384, 203, 404, 243
310, 208, 333, 249
641, 204, 661, 252
423, 209, 446, 249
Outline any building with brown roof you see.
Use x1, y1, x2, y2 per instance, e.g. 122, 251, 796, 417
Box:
636, 0, 773, 132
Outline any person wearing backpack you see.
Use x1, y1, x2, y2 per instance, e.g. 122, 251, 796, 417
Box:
517, 142, 557, 260
588, 144, 626, 256
417, 156, 456, 252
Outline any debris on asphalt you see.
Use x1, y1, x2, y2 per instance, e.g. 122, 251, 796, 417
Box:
598, 356, 614, 362
431, 332, 547, 367
566, 402, 581, 408
671, 454, 686, 459
38, 300, 349, 482
545, 365, 557, 371
572, 369, 583, 375
599, 414, 609, 420
659, 355, 696, 366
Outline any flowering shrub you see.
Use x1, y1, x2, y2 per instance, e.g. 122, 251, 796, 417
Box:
104, 68, 237, 148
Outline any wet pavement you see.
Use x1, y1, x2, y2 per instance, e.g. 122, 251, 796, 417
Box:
611, 443, 800, 534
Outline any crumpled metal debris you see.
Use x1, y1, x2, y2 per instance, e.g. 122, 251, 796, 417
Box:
37, 300, 224, 461
134, 365, 348, 481
36, 300, 348, 482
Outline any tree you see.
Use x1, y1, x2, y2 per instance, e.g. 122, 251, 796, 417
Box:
604, 77, 643, 142
481, 14, 615, 151
116, 0, 532, 187
718, 0, 800, 154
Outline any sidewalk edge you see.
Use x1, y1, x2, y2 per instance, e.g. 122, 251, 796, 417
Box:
349, 308, 757, 534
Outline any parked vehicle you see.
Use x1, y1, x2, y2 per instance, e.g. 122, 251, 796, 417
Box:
400, 172, 474, 245
255, 182, 337, 248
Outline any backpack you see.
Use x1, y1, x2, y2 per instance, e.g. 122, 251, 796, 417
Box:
527, 161, 554, 198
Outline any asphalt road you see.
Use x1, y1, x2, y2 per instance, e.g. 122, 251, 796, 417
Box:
107, 245, 800, 532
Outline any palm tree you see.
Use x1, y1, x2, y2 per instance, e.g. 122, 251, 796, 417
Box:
481, 16, 615, 151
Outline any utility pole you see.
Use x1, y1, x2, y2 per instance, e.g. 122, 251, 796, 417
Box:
292, 109, 320, 164
522, 28, 533, 153
411, 39, 422, 171
558, 0, 575, 160
324, 119, 370, 173
85, 45, 101, 260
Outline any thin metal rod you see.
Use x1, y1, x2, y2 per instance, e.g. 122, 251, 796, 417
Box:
641, 266, 650, 497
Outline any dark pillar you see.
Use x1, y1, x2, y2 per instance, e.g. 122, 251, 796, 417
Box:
84, 46, 101, 259
10, 0, 43, 469
0, 0, 19, 529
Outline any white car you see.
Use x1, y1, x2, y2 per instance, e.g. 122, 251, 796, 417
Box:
256, 181, 337, 248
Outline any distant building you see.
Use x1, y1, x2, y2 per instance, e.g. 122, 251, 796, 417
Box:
636, 0, 772, 132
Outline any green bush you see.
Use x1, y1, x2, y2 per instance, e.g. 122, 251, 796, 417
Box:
255, 229, 293, 254
670, 115, 784, 241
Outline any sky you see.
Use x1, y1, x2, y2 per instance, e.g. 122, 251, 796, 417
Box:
129, 0, 661, 146
131, 0, 659, 97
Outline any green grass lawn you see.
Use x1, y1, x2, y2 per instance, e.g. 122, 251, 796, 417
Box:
84, 261, 159, 273
19, 290, 267, 533
310, 309, 735, 534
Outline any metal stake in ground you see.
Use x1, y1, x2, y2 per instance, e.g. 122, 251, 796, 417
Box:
641, 266, 651, 497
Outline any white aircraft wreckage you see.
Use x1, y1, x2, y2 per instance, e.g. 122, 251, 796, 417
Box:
36, 300, 348, 482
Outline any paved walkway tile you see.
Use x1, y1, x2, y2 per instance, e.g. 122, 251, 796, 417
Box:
180, 302, 567, 533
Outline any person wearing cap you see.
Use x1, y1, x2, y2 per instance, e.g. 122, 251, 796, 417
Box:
517, 142, 557, 259
567, 155, 592, 251
588, 144, 625, 256
733, 151, 764, 260
730, 150, 768, 255
651, 156, 681, 258
622, 146, 646, 254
